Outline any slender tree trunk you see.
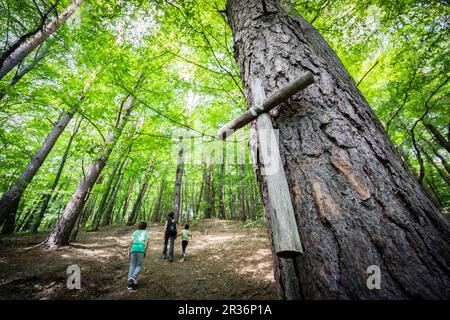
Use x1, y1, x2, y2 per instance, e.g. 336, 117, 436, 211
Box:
398, 145, 418, 177
31, 117, 81, 233
194, 177, 204, 218
203, 164, 213, 218
152, 179, 166, 223
92, 156, 123, 230
121, 178, 135, 225
218, 159, 226, 219
210, 166, 216, 218
227, 0, 450, 299
101, 158, 127, 226
173, 140, 185, 222
42, 95, 135, 247
127, 157, 154, 225
0, 0, 84, 80
82, 192, 98, 228
203, 165, 210, 218
0, 43, 51, 100
16, 196, 40, 232
238, 164, 246, 222
422, 146, 450, 187
428, 142, 450, 175
425, 122, 450, 153
425, 177, 444, 206
0, 111, 75, 233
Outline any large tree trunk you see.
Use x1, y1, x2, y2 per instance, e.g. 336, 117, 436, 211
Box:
31, 117, 81, 233
0, 0, 84, 80
0, 111, 75, 233
42, 95, 134, 247
227, 0, 450, 299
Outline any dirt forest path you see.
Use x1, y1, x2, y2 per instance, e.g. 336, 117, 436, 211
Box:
0, 219, 277, 300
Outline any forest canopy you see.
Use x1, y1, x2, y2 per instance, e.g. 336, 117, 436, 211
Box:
0, 0, 448, 236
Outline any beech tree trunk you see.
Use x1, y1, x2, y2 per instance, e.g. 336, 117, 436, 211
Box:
425, 122, 450, 153
173, 141, 185, 222
238, 164, 246, 222
127, 157, 154, 225
422, 147, 450, 187
209, 166, 216, 218
152, 179, 166, 223
42, 95, 134, 247
92, 157, 123, 230
0, 43, 51, 100
121, 178, 135, 224
218, 158, 226, 219
31, 117, 81, 233
194, 177, 204, 218
0, 0, 84, 80
227, 0, 450, 299
203, 164, 212, 218
101, 158, 127, 226
0, 111, 75, 233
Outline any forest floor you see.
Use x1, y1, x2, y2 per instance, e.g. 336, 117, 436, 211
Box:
0, 219, 277, 300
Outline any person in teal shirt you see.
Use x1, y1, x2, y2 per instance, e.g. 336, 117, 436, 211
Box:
127, 221, 149, 290
179, 224, 192, 261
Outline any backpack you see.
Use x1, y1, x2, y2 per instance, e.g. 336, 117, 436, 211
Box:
167, 219, 177, 237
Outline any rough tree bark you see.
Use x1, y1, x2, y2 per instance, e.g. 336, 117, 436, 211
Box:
227, 0, 450, 299
42, 94, 135, 247
0, 0, 84, 80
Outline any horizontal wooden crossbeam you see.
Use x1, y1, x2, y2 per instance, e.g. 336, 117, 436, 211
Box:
217, 71, 314, 139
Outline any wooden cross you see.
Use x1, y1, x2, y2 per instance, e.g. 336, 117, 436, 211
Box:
217, 72, 314, 258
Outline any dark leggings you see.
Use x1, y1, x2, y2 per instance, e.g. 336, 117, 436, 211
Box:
182, 240, 188, 256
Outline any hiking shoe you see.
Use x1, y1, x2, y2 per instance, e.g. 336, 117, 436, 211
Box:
131, 277, 138, 285
161, 255, 167, 259
127, 280, 134, 290
169, 257, 173, 262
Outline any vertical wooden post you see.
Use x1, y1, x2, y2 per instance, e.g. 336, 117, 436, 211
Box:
251, 78, 303, 257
